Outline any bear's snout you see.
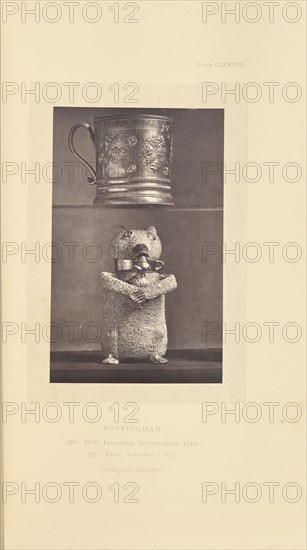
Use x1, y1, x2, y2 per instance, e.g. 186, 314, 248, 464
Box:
132, 244, 149, 259
110, 226, 162, 262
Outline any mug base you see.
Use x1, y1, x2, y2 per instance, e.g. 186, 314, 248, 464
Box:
93, 196, 174, 207
93, 184, 174, 206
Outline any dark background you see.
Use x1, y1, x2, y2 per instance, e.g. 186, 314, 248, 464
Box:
51, 107, 224, 354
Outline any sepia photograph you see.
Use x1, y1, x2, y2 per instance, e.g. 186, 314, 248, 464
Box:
50, 107, 224, 383
2, 2, 305, 548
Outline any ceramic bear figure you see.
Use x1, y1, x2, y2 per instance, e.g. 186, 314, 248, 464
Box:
100, 225, 177, 364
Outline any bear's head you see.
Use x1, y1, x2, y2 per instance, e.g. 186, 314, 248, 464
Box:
110, 225, 162, 262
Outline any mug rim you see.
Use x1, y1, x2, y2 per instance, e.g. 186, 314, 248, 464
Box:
94, 114, 173, 123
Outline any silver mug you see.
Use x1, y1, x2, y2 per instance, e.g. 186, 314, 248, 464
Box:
68, 114, 174, 206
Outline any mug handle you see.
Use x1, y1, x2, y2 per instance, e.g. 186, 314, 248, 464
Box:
68, 123, 97, 185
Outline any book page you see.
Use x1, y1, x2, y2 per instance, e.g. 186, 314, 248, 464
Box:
1, 2, 306, 549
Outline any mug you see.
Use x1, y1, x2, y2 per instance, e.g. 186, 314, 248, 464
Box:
68, 114, 174, 206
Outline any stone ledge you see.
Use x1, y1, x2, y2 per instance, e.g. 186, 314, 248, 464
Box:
50, 349, 222, 384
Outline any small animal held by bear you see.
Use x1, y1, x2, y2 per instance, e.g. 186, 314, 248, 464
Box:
100, 225, 177, 364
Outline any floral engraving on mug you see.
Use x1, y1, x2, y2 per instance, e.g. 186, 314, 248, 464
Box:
142, 135, 170, 175
99, 133, 138, 178
127, 163, 137, 174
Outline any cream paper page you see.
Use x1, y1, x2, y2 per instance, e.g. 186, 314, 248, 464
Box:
1, 1, 306, 549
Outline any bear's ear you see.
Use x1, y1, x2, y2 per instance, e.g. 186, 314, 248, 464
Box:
146, 226, 157, 236
113, 225, 126, 236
